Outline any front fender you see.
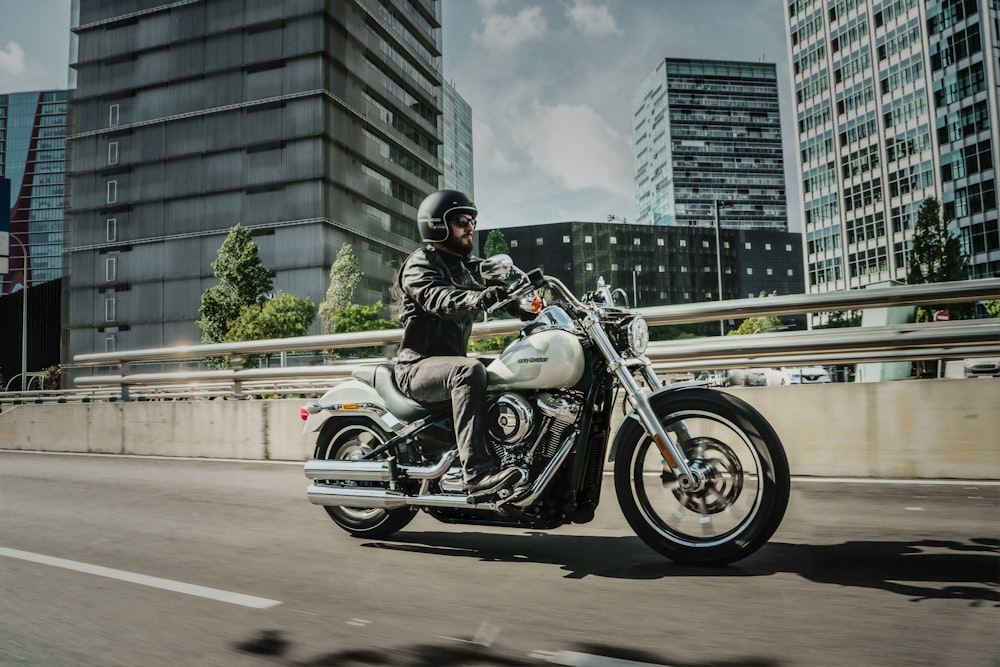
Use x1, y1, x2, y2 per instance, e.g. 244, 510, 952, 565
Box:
607, 380, 710, 462
301, 379, 399, 435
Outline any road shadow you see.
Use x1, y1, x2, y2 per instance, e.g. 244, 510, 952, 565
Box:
234, 630, 779, 666
361, 532, 999, 604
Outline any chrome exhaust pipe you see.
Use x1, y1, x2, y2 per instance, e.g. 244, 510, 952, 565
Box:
304, 451, 457, 482
307, 483, 496, 510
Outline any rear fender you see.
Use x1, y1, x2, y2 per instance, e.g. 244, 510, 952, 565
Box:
301, 379, 400, 435
607, 380, 710, 462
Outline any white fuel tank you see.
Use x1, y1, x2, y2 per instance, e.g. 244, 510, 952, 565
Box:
486, 329, 585, 390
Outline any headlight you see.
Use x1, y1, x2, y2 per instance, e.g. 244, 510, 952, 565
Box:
625, 317, 649, 355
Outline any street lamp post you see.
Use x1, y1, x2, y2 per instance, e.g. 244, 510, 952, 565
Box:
713, 200, 733, 336
5, 233, 29, 391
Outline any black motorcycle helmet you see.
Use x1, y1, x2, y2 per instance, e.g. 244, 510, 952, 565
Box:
416, 189, 477, 243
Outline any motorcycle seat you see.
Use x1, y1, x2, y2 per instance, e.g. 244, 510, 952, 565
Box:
352, 363, 448, 422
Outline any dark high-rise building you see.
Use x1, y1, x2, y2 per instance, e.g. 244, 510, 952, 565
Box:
66, 1, 443, 360
633, 59, 789, 231
1, 90, 69, 294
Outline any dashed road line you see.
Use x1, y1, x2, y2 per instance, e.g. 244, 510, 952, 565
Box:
0, 547, 282, 609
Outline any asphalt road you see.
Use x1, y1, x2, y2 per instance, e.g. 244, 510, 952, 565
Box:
1, 451, 997, 667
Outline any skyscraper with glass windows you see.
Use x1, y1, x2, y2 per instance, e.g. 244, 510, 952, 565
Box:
0, 90, 69, 294
441, 80, 474, 196
786, 0, 999, 294
66, 0, 443, 361
633, 58, 789, 231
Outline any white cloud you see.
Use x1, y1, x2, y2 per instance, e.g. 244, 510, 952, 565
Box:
472, 6, 547, 51
565, 1, 623, 36
524, 104, 633, 198
0, 41, 26, 76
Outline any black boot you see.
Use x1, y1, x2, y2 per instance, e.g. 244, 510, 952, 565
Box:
466, 467, 523, 495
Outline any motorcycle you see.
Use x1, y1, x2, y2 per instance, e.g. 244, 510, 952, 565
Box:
301, 255, 790, 565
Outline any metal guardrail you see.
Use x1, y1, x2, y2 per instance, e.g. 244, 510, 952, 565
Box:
51, 277, 1000, 400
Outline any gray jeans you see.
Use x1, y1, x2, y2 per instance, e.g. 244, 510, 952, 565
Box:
394, 356, 496, 482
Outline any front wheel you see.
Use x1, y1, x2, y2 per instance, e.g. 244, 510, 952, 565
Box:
614, 389, 790, 566
314, 418, 417, 539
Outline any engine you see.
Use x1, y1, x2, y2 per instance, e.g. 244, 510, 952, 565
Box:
486, 391, 583, 469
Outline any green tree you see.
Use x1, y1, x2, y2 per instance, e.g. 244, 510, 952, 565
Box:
330, 301, 400, 359
483, 229, 509, 258
226, 293, 317, 367
813, 310, 863, 329
985, 301, 1000, 318
906, 197, 971, 321
319, 242, 362, 334
197, 225, 273, 345
728, 291, 781, 335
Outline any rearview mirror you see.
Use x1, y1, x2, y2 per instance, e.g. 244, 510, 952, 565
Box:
480, 254, 513, 281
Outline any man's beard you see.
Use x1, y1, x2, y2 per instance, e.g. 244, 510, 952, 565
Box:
444, 233, 473, 255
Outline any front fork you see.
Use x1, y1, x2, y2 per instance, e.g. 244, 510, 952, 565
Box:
586, 321, 704, 493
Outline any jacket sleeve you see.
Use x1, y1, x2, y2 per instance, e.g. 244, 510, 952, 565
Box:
400, 250, 484, 318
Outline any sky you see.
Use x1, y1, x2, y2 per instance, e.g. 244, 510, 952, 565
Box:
0, 0, 801, 232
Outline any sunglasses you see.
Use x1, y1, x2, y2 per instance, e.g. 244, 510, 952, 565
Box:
450, 215, 477, 229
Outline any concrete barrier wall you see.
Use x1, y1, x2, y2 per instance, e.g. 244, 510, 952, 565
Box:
1, 378, 997, 479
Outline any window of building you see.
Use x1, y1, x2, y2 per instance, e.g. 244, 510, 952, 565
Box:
788, 269, 795, 276
633, 238, 641, 246
106, 218, 117, 242
657, 238, 664, 246
585, 235, 593, 243
703, 266, 711, 272
105, 257, 117, 282
679, 239, 687, 247
510, 240, 518, 248
658, 265, 665, 272
108, 142, 118, 166
535, 237, 543, 246
107, 180, 117, 204
610, 236, 618, 244
611, 263, 619, 270
585, 262, 593, 271
105, 335, 116, 353
109, 104, 119, 127
765, 243, 772, 250
767, 268, 774, 275
747, 267, 754, 275
745, 242, 752, 250
562, 235, 571, 243
702, 240, 710, 248
105, 297, 116, 322
681, 266, 688, 273
786, 244, 793, 251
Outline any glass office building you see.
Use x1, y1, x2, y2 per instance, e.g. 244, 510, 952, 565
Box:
66, 0, 443, 359
0, 90, 69, 294
633, 58, 789, 231
786, 0, 999, 293
441, 79, 474, 196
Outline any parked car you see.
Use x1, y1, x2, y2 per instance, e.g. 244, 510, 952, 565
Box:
964, 357, 1000, 378
779, 366, 832, 384
744, 368, 769, 386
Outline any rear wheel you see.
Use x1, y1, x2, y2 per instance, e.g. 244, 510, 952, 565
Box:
614, 389, 790, 566
314, 419, 417, 538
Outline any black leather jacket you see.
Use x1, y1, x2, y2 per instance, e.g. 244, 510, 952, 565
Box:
395, 245, 488, 363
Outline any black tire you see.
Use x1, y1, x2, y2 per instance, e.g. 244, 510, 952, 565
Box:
614, 388, 790, 566
313, 418, 417, 539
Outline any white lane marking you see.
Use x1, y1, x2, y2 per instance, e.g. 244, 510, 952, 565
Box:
529, 650, 673, 667
0, 547, 281, 609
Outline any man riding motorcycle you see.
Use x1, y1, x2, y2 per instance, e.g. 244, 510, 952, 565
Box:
392, 189, 523, 498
